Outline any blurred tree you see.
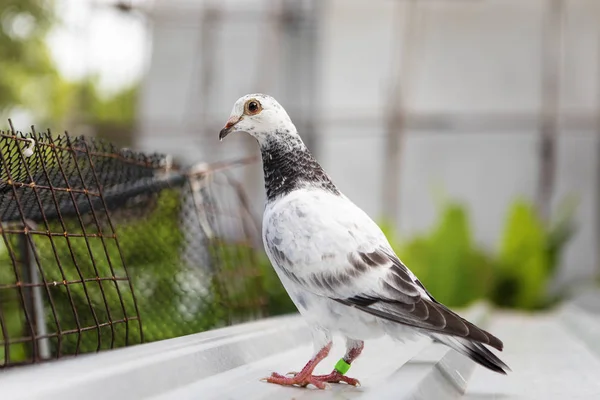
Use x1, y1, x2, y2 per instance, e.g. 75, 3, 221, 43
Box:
1, 0, 138, 146
76, 76, 139, 146
0, 0, 56, 113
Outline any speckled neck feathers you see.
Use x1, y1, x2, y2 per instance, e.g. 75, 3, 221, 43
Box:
260, 133, 340, 202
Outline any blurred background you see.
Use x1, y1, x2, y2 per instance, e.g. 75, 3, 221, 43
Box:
1, 0, 599, 365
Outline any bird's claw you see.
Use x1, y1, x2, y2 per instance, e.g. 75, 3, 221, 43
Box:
313, 371, 361, 387
262, 369, 360, 389
262, 371, 331, 390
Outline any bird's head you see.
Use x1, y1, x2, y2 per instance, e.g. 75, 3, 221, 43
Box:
219, 94, 298, 145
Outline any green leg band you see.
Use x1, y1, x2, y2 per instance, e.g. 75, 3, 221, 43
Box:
334, 358, 351, 375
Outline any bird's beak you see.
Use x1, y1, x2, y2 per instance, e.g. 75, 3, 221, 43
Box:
219, 115, 242, 141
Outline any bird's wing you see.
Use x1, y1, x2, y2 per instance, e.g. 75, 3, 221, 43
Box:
264, 191, 503, 350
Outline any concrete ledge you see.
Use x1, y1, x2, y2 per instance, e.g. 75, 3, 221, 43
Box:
559, 289, 600, 358
0, 315, 310, 400
4, 298, 600, 399
0, 304, 498, 400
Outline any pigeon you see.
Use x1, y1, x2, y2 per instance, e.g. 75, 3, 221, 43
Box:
219, 94, 510, 389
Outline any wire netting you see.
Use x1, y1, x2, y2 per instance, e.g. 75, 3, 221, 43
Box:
0, 123, 275, 368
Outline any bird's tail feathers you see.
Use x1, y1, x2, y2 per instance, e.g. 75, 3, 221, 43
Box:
430, 333, 510, 374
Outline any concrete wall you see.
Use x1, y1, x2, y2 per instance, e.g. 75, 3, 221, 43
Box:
137, 0, 600, 286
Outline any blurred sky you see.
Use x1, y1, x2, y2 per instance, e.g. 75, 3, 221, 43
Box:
46, 0, 149, 95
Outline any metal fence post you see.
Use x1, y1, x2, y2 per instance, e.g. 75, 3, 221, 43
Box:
18, 223, 50, 361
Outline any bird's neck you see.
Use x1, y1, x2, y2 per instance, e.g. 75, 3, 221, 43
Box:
259, 133, 339, 202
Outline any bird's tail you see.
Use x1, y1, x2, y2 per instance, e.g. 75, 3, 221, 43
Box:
430, 333, 511, 374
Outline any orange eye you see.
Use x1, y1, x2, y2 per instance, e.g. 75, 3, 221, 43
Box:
244, 99, 262, 115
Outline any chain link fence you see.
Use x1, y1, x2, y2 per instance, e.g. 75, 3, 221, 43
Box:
0, 123, 291, 368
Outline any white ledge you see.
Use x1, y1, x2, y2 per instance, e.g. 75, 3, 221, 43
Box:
1, 299, 600, 400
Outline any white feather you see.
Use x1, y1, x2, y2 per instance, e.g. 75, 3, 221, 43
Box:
262, 188, 423, 342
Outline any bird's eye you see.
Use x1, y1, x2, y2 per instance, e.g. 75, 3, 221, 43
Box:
245, 99, 262, 115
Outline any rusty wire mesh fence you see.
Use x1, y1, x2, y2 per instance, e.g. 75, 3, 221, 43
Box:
0, 123, 281, 368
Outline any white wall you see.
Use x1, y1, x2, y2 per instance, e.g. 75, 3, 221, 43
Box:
317, 0, 599, 286
138, 0, 600, 286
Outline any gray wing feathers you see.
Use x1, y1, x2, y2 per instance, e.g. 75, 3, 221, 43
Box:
338, 253, 504, 351
432, 334, 510, 373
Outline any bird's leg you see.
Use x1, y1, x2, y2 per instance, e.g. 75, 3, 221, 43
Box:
312, 338, 364, 386
263, 341, 333, 389
263, 327, 333, 389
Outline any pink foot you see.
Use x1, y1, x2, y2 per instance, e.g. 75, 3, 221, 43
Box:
263, 372, 329, 389
313, 371, 360, 386
261, 342, 333, 390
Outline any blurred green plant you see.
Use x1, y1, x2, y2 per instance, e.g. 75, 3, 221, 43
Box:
381, 196, 578, 311
0, 188, 292, 365
383, 200, 495, 308
255, 252, 296, 316
13, 189, 191, 355
208, 240, 295, 322
492, 196, 578, 310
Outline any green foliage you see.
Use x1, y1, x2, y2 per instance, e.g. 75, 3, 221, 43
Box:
255, 252, 296, 316
0, 0, 56, 113
383, 201, 494, 308
492, 196, 578, 310
493, 199, 548, 309
545, 196, 578, 276
27, 190, 190, 353
74, 77, 139, 147
207, 241, 296, 321
383, 196, 578, 311
0, 188, 297, 365
0, 276, 30, 364
80, 78, 138, 127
